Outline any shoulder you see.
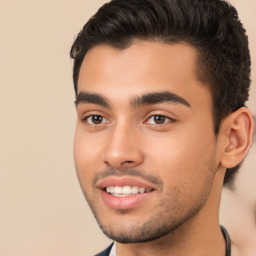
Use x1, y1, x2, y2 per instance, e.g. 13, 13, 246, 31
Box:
94, 243, 114, 256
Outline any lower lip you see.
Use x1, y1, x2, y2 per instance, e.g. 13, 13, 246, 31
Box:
101, 190, 154, 210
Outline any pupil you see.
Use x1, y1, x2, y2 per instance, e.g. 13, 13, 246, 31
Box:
92, 115, 102, 124
154, 115, 165, 124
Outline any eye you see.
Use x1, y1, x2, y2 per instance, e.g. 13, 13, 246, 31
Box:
146, 115, 174, 125
85, 115, 108, 125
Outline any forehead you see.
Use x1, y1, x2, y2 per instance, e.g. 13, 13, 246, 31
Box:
77, 41, 211, 110
79, 41, 199, 87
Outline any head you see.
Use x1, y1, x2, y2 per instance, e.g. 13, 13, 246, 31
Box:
70, 0, 254, 244
71, 0, 251, 186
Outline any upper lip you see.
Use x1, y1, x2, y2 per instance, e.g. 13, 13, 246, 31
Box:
96, 176, 156, 190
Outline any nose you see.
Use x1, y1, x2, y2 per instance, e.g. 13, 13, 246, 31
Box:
103, 123, 144, 169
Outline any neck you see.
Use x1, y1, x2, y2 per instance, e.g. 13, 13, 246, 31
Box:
116, 168, 226, 256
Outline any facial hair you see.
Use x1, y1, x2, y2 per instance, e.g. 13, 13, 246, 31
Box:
80, 164, 217, 244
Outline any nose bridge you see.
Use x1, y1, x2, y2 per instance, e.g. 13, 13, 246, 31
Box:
103, 119, 143, 168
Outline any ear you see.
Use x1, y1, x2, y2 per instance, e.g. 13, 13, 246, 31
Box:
220, 107, 254, 169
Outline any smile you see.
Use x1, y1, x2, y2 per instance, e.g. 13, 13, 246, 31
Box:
105, 186, 153, 197
97, 176, 156, 209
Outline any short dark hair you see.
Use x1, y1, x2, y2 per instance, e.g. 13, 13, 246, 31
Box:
70, 0, 251, 186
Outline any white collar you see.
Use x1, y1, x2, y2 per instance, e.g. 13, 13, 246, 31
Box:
109, 242, 117, 256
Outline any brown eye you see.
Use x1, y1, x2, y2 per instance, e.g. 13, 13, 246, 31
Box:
153, 115, 166, 124
146, 115, 174, 125
86, 115, 106, 124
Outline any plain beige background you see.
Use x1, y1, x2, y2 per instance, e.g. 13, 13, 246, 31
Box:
0, 1, 255, 255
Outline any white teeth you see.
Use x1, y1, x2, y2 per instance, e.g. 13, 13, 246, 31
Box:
122, 186, 132, 195
114, 186, 122, 194
105, 186, 152, 196
131, 186, 139, 194
139, 188, 145, 193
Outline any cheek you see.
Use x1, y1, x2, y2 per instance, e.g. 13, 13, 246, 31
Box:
144, 125, 217, 186
73, 127, 100, 188
74, 124, 105, 160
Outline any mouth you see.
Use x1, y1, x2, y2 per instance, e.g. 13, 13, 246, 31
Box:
97, 177, 156, 210
105, 185, 153, 197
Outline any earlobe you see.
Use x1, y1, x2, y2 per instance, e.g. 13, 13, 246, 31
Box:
220, 107, 254, 168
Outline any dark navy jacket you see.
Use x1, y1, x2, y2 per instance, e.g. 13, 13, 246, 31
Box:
95, 244, 113, 256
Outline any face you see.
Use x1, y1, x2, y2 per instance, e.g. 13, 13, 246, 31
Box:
74, 41, 220, 243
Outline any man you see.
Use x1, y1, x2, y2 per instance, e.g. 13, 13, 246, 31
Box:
70, 0, 254, 255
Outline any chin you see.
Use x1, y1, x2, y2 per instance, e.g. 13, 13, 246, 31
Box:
93, 205, 200, 244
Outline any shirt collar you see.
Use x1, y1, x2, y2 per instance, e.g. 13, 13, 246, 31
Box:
109, 242, 117, 256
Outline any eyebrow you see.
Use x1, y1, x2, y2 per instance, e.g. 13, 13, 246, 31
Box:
131, 91, 191, 108
75, 91, 190, 108
75, 91, 110, 108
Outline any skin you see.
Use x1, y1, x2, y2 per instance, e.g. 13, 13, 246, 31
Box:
74, 41, 253, 256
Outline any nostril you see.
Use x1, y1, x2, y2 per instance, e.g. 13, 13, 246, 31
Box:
121, 160, 135, 166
